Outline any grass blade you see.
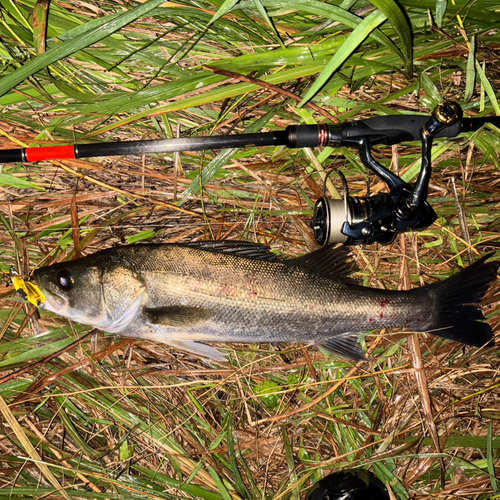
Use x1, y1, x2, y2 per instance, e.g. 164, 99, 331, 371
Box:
300, 10, 387, 106
369, 0, 413, 70
227, 421, 251, 500
475, 59, 500, 115
33, 0, 50, 54
0, 172, 44, 190
464, 35, 476, 102
435, 0, 447, 28
372, 462, 409, 500
207, 467, 233, 500
0, 0, 170, 97
487, 419, 499, 493
252, 0, 285, 48
209, 0, 240, 24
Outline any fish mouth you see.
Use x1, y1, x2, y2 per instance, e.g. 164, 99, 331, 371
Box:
35, 280, 91, 324
33, 278, 69, 314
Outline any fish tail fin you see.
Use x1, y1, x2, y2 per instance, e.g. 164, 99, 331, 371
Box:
426, 253, 499, 347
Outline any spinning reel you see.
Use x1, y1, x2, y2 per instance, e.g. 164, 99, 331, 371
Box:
2, 101, 498, 246
312, 101, 463, 246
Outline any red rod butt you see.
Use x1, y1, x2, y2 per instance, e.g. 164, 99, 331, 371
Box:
25, 145, 76, 162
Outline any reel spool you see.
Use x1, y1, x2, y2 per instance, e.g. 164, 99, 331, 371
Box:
313, 171, 352, 245
312, 197, 351, 245
313, 194, 398, 246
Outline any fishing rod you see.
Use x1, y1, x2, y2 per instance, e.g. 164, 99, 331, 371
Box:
2, 106, 498, 163
2, 101, 499, 245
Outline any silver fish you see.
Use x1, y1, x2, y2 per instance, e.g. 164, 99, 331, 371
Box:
33, 242, 499, 361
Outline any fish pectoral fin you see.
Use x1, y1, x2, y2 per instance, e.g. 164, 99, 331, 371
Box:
166, 339, 227, 362
315, 333, 366, 361
143, 306, 212, 328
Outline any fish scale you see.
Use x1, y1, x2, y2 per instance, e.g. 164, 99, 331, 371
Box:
33, 242, 499, 362
120, 246, 428, 339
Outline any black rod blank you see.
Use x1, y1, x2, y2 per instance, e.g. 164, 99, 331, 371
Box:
2, 115, 499, 164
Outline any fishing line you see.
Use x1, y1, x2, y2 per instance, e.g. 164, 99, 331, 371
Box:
4, 219, 309, 233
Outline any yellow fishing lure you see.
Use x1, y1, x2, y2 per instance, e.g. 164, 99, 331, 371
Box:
10, 268, 45, 307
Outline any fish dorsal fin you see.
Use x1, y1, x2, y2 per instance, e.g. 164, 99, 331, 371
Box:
143, 306, 212, 328
183, 241, 279, 261
286, 245, 359, 282
315, 333, 366, 361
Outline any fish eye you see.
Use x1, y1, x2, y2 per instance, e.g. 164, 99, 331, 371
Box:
56, 269, 73, 290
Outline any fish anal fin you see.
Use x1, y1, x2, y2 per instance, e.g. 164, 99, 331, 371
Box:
315, 333, 366, 361
143, 306, 212, 328
166, 339, 227, 362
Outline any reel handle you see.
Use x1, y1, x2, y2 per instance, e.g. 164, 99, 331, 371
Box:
405, 101, 462, 213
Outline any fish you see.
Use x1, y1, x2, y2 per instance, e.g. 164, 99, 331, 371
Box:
32, 242, 499, 362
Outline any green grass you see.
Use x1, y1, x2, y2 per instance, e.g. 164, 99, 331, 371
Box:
1, 0, 500, 498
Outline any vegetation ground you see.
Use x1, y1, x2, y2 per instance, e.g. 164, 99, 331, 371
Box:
0, 0, 499, 498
